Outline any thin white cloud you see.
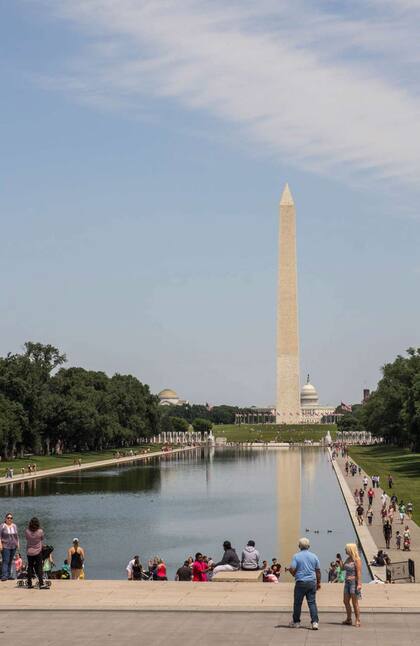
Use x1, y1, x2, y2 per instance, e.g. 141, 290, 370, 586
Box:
29, 1, 420, 185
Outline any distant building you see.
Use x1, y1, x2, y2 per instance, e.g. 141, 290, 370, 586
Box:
362, 388, 371, 404
157, 388, 188, 407
299, 375, 336, 424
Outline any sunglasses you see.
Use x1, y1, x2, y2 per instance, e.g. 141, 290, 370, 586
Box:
6, 516, 13, 519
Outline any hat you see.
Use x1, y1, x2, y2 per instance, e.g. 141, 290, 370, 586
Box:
73, 537, 79, 543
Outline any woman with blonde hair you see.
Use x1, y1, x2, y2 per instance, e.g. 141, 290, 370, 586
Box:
342, 543, 362, 627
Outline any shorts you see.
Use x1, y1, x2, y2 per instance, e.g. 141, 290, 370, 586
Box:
344, 579, 356, 595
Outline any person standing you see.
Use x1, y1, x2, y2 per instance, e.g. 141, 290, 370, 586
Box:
1, 513, 19, 581
342, 543, 362, 627
399, 502, 406, 525
68, 538, 85, 579
192, 553, 209, 582
406, 501, 413, 520
287, 537, 321, 630
388, 474, 393, 489
356, 504, 364, 525
367, 487, 374, 506
175, 560, 192, 581
25, 517, 48, 589
156, 558, 167, 581
383, 520, 392, 549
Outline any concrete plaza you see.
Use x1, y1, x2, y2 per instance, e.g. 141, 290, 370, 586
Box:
1, 580, 420, 612
2, 610, 420, 646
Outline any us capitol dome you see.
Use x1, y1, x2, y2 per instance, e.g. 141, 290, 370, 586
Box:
300, 375, 335, 423
300, 377, 319, 407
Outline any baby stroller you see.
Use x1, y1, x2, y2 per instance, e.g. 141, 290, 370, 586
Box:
16, 546, 54, 589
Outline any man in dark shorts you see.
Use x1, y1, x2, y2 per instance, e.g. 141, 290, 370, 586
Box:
356, 504, 364, 525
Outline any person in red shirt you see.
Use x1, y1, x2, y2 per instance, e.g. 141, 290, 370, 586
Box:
156, 559, 167, 581
192, 553, 209, 582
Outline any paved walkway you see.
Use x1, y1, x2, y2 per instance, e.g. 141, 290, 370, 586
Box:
2, 610, 420, 646
0, 446, 197, 488
335, 453, 420, 577
1, 580, 420, 612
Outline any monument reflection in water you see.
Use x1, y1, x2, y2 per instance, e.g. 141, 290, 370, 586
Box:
2, 448, 368, 580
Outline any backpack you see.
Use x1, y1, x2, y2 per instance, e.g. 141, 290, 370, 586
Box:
41, 545, 54, 560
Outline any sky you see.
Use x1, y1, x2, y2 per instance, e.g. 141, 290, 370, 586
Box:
1, 0, 419, 407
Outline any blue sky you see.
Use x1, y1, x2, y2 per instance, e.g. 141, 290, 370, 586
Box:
1, 0, 419, 407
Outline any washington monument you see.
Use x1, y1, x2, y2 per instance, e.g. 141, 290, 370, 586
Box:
276, 184, 301, 423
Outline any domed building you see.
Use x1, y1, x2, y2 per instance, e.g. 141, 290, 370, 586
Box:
300, 379, 319, 407
158, 388, 187, 407
300, 375, 335, 423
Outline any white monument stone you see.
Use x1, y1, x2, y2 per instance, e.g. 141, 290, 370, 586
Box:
276, 184, 301, 423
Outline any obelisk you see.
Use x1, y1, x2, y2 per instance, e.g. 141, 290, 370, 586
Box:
276, 184, 301, 423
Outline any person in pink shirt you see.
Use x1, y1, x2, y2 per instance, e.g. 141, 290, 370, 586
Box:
25, 517, 48, 589
192, 553, 209, 582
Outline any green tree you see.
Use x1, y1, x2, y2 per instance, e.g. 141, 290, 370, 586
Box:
0, 395, 27, 459
171, 417, 190, 433
192, 418, 213, 433
210, 405, 238, 424
338, 348, 419, 450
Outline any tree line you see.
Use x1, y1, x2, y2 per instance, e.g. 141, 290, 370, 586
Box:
337, 348, 420, 451
0, 342, 242, 459
0, 342, 160, 458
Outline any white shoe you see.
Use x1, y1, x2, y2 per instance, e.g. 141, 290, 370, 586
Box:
288, 621, 301, 628
312, 622, 319, 630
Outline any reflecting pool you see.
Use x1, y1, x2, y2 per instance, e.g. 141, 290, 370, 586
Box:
1, 447, 369, 580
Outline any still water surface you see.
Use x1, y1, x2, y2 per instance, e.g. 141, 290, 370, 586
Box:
1, 448, 368, 580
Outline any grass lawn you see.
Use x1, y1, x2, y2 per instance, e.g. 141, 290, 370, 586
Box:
213, 424, 336, 444
0, 445, 163, 477
349, 445, 420, 525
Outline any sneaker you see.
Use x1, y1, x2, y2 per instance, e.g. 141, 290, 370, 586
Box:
39, 584, 50, 590
288, 621, 301, 628
312, 622, 319, 630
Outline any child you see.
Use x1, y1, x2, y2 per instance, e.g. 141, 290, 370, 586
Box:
14, 552, 23, 576
403, 527, 411, 551
272, 563, 281, 580
395, 531, 401, 550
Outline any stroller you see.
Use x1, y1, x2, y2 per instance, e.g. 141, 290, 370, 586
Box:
16, 545, 54, 589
